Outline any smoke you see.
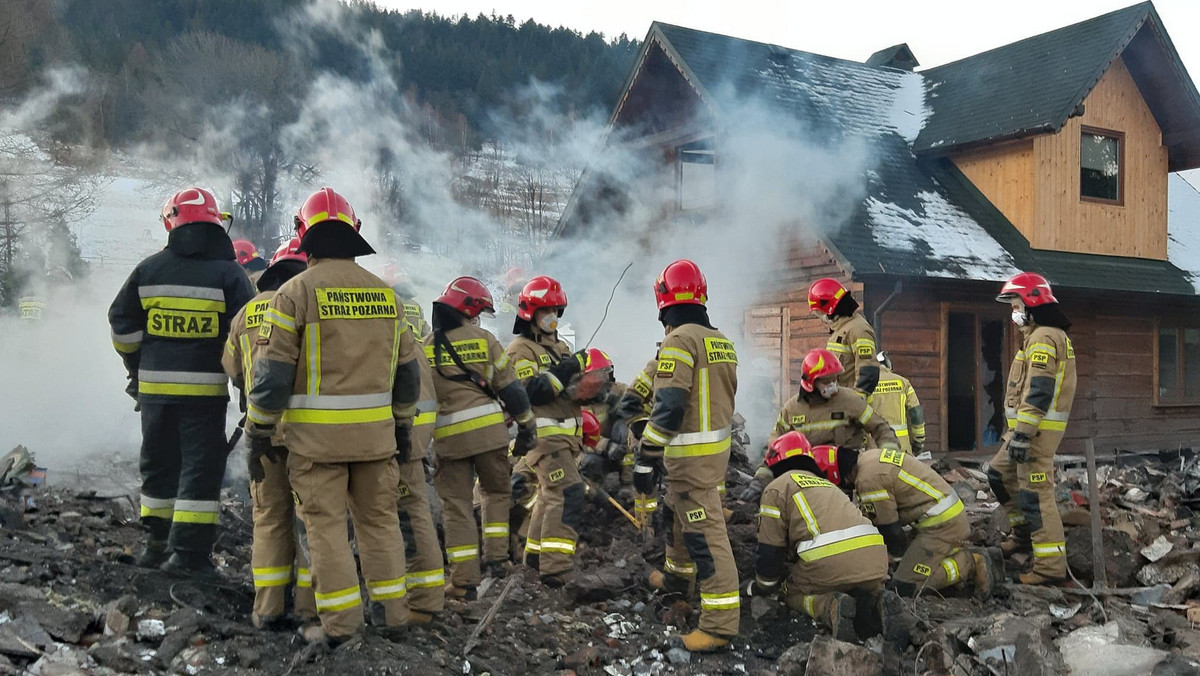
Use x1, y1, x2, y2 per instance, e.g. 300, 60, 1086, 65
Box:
2, 0, 878, 469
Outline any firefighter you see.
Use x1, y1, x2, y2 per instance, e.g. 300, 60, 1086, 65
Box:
222, 238, 315, 628
233, 239, 268, 284
807, 278, 879, 395
987, 272, 1076, 585
108, 187, 255, 573
869, 352, 927, 456
428, 275, 538, 600
246, 187, 422, 643
741, 348, 899, 501
384, 264, 431, 339
808, 444, 1002, 599
398, 300, 442, 622
577, 349, 625, 483
742, 432, 889, 642
612, 356, 658, 499
506, 275, 587, 585
636, 259, 740, 652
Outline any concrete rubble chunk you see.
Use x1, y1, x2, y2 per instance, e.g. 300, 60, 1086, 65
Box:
0, 613, 54, 659
803, 636, 883, 676
1142, 535, 1175, 562
967, 614, 1064, 676
1057, 622, 1198, 676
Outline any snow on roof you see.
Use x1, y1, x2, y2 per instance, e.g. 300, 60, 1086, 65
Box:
1168, 173, 1200, 293
865, 189, 1021, 281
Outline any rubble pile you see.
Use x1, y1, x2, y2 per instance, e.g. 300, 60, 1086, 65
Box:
5, 440, 1200, 675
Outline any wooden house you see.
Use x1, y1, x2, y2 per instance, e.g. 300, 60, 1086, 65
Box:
556, 2, 1200, 456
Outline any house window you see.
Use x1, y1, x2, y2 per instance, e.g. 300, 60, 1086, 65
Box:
678, 137, 715, 211
1157, 324, 1200, 405
1080, 127, 1124, 204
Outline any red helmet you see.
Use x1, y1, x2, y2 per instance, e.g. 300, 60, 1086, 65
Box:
655, 259, 707, 310
582, 410, 602, 449
294, 187, 361, 240
232, 239, 260, 266
436, 276, 495, 318
808, 278, 849, 316
764, 431, 813, 469
997, 272, 1057, 307
504, 266, 527, 291
584, 348, 614, 374
160, 187, 222, 231
809, 445, 842, 485
799, 348, 844, 392
517, 276, 567, 320
270, 238, 307, 266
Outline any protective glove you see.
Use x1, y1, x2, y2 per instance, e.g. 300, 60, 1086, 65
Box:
606, 441, 629, 465
247, 434, 284, 483
548, 350, 586, 383
739, 478, 767, 503
632, 444, 664, 495
394, 423, 412, 464
512, 422, 538, 457
1007, 431, 1032, 464
125, 379, 140, 411
579, 453, 606, 483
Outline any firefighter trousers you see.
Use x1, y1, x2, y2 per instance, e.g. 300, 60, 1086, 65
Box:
509, 457, 538, 551
288, 454, 408, 639
397, 456, 444, 613
891, 515, 976, 594
525, 450, 584, 576
662, 483, 740, 637
786, 579, 884, 627
988, 430, 1067, 578
138, 402, 228, 555
434, 447, 511, 587
250, 451, 316, 621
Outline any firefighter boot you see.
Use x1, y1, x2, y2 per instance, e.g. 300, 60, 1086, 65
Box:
1018, 570, 1066, 586
877, 590, 914, 647
407, 611, 435, 626
678, 629, 730, 652
824, 592, 858, 643
484, 560, 511, 579
445, 582, 477, 602
160, 551, 217, 577
136, 540, 169, 569
972, 547, 1006, 600
648, 569, 693, 594
1000, 525, 1032, 557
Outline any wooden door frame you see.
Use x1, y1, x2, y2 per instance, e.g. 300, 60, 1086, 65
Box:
940, 302, 1012, 454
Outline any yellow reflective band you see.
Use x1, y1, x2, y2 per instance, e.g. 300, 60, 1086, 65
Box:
792, 491, 821, 536
664, 558, 696, 576
1039, 419, 1068, 431
315, 585, 362, 612
642, 425, 671, 446
825, 342, 850, 354
916, 498, 964, 529
414, 411, 436, 427
297, 568, 312, 588
858, 490, 891, 503
759, 505, 781, 519
494, 352, 510, 370
433, 412, 506, 439
699, 367, 710, 431
1016, 412, 1040, 426
406, 569, 445, 589
141, 296, 225, 313
447, 545, 479, 562
798, 533, 884, 562
700, 591, 741, 611
253, 565, 293, 588
140, 506, 173, 519
897, 470, 944, 501
139, 382, 228, 397
858, 406, 875, 425
798, 420, 849, 433
893, 428, 910, 438
113, 339, 142, 354
367, 577, 407, 601
483, 523, 510, 538
1028, 342, 1057, 358
524, 539, 541, 553
263, 308, 297, 333
247, 402, 280, 426
305, 323, 321, 394
282, 405, 393, 425
803, 595, 817, 618
659, 347, 695, 368
1008, 512, 1028, 526
173, 511, 219, 524
622, 454, 635, 466
1033, 541, 1066, 558
941, 558, 960, 585
634, 497, 658, 512
540, 538, 576, 554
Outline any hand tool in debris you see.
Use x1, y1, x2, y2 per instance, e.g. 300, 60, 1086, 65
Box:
583, 478, 642, 529
463, 574, 519, 656
225, 414, 247, 456
583, 260, 634, 349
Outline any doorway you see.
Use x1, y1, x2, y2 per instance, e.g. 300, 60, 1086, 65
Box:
946, 311, 1009, 452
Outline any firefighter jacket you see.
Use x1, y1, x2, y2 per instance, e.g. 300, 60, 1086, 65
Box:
585, 382, 626, 438
414, 342, 437, 458
755, 470, 887, 592
1008, 325, 1077, 438
246, 258, 423, 463
642, 323, 738, 491
769, 389, 898, 451
1003, 326, 1031, 421
613, 358, 657, 425
507, 332, 581, 462
426, 324, 532, 460
396, 291, 431, 340
853, 449, 964, 531
867, 366, 926, 454
223, 290, 273, 393
109, 224, 255, 404
826, 313, 879, 395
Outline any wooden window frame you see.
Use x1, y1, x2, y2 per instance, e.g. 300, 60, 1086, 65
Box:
1153, 316, 1200, 407
1079, 126, 1125, 207
675, 136, 715, 212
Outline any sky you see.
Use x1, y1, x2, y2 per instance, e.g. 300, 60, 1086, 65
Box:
381, 0, 1200, 77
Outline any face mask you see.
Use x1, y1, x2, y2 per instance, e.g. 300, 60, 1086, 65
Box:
1011, 309, 1027, 327
468, 315, 481, 327
537, 312, 558, 334
818, 382, 839, 399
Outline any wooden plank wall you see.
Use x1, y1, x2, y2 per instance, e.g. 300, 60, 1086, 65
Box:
1032, 56, 1169, 260
951, 140, 1035, 239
